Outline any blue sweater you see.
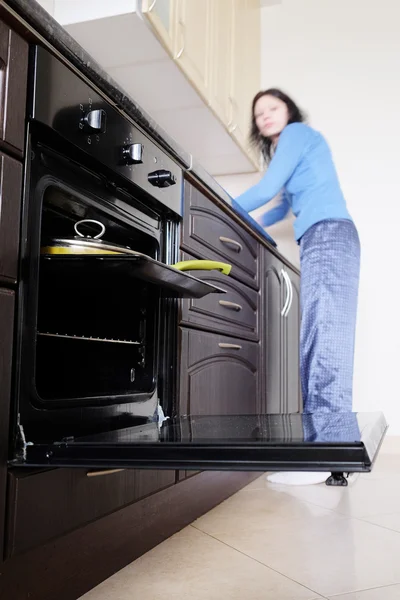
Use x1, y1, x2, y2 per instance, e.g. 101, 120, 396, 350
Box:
236, 122, 352, 241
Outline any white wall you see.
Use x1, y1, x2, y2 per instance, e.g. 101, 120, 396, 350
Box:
222, 0, 400, 431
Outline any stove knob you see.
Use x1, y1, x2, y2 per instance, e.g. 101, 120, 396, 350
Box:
148, 169, 176, 188
122, 143, 143, 165
81, 109, 107, 133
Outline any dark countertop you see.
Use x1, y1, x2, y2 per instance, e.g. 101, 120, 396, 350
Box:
1, 0, 277, 250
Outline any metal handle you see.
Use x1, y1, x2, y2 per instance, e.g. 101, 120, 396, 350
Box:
218, 343, 242, 350
285, 272, 294, 317
176, 18, 185, 58
229, 123, 238, 133
227, 96, 234, 128
148, 0, 157, 11
74, 219, 105, 240
281, 269, 290, 317
86, 469, 125, 477
219, 236, 243, 253
218, 300, 242, 312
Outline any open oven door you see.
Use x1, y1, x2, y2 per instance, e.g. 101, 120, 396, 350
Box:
11, 412, 388, 483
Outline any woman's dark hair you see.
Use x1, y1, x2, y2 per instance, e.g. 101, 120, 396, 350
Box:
250, 89, 306, 161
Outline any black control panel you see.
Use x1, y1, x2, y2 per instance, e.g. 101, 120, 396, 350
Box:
30, 46, 183, 216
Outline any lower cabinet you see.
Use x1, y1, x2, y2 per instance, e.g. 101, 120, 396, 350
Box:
6, 467, 176, 558
262, 249, 302, 414
179, 327, 260, 416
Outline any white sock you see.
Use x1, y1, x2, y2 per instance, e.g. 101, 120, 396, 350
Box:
266, 471, 331, 486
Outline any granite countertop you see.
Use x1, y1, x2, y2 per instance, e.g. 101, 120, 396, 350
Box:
1, 0, 276, 248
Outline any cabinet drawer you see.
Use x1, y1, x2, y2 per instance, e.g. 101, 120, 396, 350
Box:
179, 328, 260, 416
0, 152, 23, 282
182, 181, 260, 290
6, 467, 176, 558
0, 21, 28, 153
180, 252, 259, 341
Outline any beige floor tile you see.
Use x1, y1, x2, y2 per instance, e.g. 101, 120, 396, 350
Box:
195, 510, 400, 597
361, 512, 400, 533
360, 453, 400, 481
256, 474, 400, 519
78, 526, 324, 600
193, 487, 339, 537
328, 583, 400, 599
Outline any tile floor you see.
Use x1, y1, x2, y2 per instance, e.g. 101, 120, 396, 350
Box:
79, 438, 400, 600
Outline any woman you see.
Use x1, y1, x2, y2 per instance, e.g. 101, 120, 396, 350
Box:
236, 89, 360, 486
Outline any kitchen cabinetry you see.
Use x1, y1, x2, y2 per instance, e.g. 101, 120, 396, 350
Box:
180, 179, 261, 418
0, 152, 23, 284
142, 0, 260, 169
181, 180, 259, 290
6, 467, 176, 557
229, 0, 260, 164
262, 249, 302, 414
142, 0, 177, 56
174, 0, 211, 101
179, 328, 260, 416
0, 21, 28, 155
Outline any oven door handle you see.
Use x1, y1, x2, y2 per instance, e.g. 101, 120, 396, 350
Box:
172, 259, 232, 275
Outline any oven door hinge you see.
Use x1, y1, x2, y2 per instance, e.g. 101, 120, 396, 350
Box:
14, 414, 33, 462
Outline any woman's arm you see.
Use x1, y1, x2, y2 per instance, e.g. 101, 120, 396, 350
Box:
235, 123, 308, 213
258, 193, 290, 228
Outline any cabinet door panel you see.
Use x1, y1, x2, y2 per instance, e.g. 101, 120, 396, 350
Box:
6, 467, 176, 558
175, 0, 211, 100
180, 252, 259, 341
0, 152, 23, 282
0, 22, 28, 152
182, 181, 260, 290
285, 268, 302, 413
179, 328, 260, 416
263, 251, 284, 413
142, 0, 178, 56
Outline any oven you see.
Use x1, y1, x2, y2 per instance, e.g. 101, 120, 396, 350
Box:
10, 46, 388, 481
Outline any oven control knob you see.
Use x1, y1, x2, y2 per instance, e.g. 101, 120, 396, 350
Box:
122, 143, 143, 165
148, 169, 176, 188
81, 109, 107, 133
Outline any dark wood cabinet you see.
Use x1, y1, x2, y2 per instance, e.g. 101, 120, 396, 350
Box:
6, 467, 176, 558
261, 251, 284, 413
0, 21, 28, 155
285, 268, 302, 413
262, 249, 302, 414
0, 151, 23, 283
181, 181, 260, 290
0, 288, 15, 564
180, 251, 259, 341
179, 327, 260, 416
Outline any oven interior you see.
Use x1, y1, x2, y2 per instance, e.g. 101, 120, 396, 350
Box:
35, 184, 161, 404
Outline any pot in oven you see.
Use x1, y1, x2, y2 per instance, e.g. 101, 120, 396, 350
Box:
41, 219, 232, 275
41, 219, 139, 256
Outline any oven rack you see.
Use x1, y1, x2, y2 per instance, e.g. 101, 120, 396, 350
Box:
37, 332, 142, 345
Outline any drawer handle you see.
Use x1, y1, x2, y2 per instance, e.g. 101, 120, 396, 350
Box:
86, 469, 125, 477
219, 236, 243, 253
218, 343, 242, 350
218, 300, 242, 312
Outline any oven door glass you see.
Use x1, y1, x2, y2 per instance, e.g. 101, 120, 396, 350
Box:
12, 412, 387, 477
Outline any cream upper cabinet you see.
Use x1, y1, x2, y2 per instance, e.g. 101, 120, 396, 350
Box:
142, 0, 178, 57
141, 0, 260, 170
208, 0, 234, 126
174, 0, 211, 102
230, 0, 261, 163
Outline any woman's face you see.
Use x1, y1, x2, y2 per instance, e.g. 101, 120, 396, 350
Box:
254, 94, 290, 140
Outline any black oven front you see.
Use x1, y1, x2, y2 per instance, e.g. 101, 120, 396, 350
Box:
10, 45, 388, 479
